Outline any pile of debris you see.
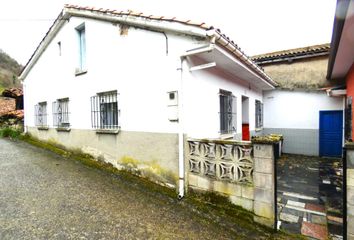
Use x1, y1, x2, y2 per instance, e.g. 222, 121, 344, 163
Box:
0, 88, 24, 128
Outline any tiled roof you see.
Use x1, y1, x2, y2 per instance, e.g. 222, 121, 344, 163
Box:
64, 4, 212, 30
251, 43, 330, 64
20, 5, 277, 87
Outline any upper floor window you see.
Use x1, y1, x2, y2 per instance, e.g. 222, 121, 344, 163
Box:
76, 24, 86, 73
255, 100, 263, 129
35, 102, 47, 127
91, 91, 118, 130
219, 89, 236, 134
53, 98, 70, 128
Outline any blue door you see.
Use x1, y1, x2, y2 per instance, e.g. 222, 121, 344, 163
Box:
319, 110, 343, 157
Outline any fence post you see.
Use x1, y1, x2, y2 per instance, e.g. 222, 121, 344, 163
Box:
252, 142, 276, 228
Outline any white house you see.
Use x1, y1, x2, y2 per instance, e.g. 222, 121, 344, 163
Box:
252, 44, 344, 157
20, 5, 277, 199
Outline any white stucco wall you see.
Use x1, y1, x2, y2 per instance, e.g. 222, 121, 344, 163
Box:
263, 90, 343, 129
23, 16, 264, 139
182, 59, 263, 139
24, 17, 203, 134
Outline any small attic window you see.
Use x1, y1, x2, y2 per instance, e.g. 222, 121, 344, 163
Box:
57, 41, 61, 56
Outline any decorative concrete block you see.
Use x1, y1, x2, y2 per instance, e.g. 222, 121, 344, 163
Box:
229, 196, 254, 211
253, 144, 274, 158
254, 188, 273, 204
254, 201, 274, 219
213, 181, 241, 197
241, 185, 254, 200
254, 157, 273, 174
254, 172, 273, 189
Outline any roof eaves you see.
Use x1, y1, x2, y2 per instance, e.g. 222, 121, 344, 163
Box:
209, 29, 278, 88
327, 0, 351, 80
20, 10, 69, 80
251, 43, 330, 64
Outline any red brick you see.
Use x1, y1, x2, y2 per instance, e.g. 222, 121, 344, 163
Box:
301, 222, 327, 240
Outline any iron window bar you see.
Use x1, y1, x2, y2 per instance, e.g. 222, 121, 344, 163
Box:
53, 98, 70, 128
255, 100, 263, 128
34, 102, 48, 127
91, 90, 119, 130
219, 90, 236, 134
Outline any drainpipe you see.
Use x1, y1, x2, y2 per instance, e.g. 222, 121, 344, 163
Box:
178, 58, 185, 200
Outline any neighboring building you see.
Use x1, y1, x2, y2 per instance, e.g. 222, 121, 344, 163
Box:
20, 4, 278, 221
326, 0, 354, 238
252, 44, 344, 157
0, 88, 24, 126
2, 88, 24, 110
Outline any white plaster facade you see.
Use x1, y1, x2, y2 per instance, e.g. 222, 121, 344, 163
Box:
20, 5, 277, 221
264, 90, 343, 129
22, 7, 275, 141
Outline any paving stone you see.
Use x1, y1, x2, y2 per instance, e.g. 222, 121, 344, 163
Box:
328, 223, 343, 237
305, 203, 325, 213
280, 222, 301, 234
279, 212, 299, 223
301, 222, 328, 240
282, 206, 304, 217
287, 200, 305, 208
327, 215, 343, 224
311, 215, 326, 225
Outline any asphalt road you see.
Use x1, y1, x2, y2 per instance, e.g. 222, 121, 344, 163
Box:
0, 138, 284, 239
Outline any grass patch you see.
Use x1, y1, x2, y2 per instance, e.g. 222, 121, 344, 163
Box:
0, 127, 22, 139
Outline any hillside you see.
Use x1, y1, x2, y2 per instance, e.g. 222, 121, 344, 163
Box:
0, 49, 22, 93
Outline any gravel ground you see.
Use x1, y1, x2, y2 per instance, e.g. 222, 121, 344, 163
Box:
0, 138, 286, 240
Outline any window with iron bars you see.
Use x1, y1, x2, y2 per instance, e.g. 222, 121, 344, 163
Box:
219, 89, 236, 134
255, 100, 263, 128
91, 91, 118, 130
53, 98, 70, 128
35, 102, 48, 127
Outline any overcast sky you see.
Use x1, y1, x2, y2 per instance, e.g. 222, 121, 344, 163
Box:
0, 0, 337, 65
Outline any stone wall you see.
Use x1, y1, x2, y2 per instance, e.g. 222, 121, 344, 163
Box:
186, 139, 275, 227
346, 146, 354, 239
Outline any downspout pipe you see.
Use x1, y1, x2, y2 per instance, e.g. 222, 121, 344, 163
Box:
177, 44, 218, 200
178, 58, 185, 200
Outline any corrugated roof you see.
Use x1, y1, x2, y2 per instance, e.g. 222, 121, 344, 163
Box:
251, 43, 330, 64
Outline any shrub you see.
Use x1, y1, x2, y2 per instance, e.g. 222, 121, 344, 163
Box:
0, 127, 22, 139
